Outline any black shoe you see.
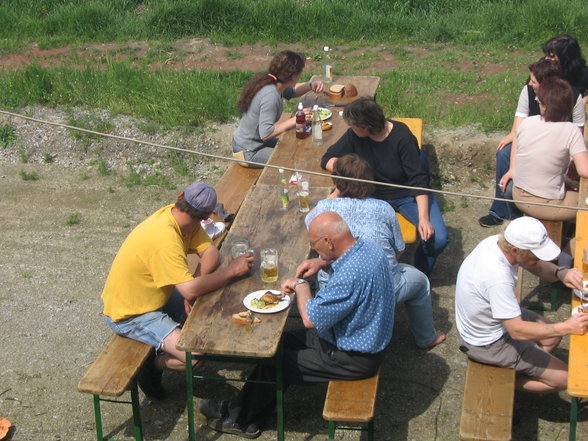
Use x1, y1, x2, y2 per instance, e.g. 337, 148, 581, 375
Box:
207, 417, 260, 439
137, 350, 166, 400
199, 399, 229, 419
478, 214, 504, 228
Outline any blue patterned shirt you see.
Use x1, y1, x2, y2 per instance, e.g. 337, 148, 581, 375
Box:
306, 239, 395, 353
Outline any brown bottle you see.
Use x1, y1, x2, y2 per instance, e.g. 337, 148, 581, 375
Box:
295, 102, 306, 139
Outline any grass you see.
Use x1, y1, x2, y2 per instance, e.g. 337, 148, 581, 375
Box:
43, 153, 54, 163
0, 124, 16, 148
19, 170, 38, 181
65, 212, 81, 226
0, 1, 585, 132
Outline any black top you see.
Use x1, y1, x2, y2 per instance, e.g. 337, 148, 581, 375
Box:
320, 120, 430, 201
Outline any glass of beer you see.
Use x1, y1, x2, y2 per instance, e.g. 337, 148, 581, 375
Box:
582, 248, 588, 293
297, 176, 310, 213
260, 248, 279, 283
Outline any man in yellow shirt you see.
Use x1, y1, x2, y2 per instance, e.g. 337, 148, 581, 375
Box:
101, 182, 253, 398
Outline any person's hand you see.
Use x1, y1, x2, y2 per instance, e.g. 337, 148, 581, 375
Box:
295, 258, 325, 278
228, 252, 254, 277
418, 219, 434, 242
310, 80, 324, 93
565, 312, 588, 335
560, 267, 583, 290
281, 277, 299, 295
497, 133, 513, 150
498, 170, 512, 193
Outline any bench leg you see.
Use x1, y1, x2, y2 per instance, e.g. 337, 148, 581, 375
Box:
130, 378, 144, 441
570, 397, 579, 441
327, 420, 336, 440
276, 344, 285, 441
367, 419, 374, 441
186, 352, 196, 441
92, 394, 104, 441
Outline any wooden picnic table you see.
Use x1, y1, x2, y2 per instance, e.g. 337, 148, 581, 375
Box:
177, 74, 379, 441
567, 177, 588, 441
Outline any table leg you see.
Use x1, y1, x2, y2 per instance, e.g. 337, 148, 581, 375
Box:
186, 352, 195, 441
275, 344, 284, 441
570, 397, 578, 441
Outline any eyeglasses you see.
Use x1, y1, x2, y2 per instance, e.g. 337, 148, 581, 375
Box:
309, 236, 326, 248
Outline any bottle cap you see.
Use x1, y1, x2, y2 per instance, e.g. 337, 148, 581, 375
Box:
279, 168, 284, 173
324, 46, 329, 51
298, 102, 303, 109
312, 104, 319, 110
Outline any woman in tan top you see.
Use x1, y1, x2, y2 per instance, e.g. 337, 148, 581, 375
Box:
512, 77, 588, 221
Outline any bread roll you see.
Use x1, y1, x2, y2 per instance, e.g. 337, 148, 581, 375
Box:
344, 83, 358, 97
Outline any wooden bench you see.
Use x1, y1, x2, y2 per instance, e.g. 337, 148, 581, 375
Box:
394, 118, 423, 244
323, 371, 380, 441
78, 334, 152, 441
459, 267, 523, 441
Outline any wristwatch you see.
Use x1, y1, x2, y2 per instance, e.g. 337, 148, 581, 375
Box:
554, 266, 566, 279
293, 278, 308, 288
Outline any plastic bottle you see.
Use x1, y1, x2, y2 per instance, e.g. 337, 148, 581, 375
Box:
323, 46, 333, 84
279, 168, 289, 209
295, 102, 306, 139
312, 105, 323, 147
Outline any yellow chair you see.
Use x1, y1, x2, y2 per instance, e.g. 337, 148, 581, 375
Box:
393, 118, 423, 244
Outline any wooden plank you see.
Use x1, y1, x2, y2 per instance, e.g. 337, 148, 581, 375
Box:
323, 373, 379, 423
568, 176, 588, 397
177, 185, 331, 357
460, 360, 515, 441
77, 335, 151, 397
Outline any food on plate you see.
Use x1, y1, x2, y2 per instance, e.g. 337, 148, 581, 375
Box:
328, 84, 344, 98
317, 108, 332, 120
322, 121, 333, 131
344, 83, 358, 97
261, 291, 283, 304
231, 310, 261, 325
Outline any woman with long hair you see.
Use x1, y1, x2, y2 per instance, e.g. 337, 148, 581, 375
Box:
512, 77, 588, 221
232, 50, 323, 167
543, 34, 588, 98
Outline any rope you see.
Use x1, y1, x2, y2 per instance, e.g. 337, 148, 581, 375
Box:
1, 108, 587, 213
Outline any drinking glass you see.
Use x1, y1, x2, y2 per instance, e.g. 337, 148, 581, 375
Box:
297, 176, 310, 213
231, 238, 250, 258
260, 249, 279, 283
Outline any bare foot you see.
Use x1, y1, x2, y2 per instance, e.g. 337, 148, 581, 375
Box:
420, 330, 446, 349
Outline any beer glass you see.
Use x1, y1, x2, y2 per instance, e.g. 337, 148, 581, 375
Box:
231, 238, 250, 258
260, 248, 278, 283
297, 176, 310, 213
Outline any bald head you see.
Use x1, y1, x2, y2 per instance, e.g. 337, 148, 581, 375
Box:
308, 212, 355, 259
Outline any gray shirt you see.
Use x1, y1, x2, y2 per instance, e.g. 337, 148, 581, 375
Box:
233, 85, 283, 151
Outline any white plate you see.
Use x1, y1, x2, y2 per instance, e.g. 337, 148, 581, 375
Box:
317, 107, 332, 121
573, 289, 588, 301
243, 290, 290, 314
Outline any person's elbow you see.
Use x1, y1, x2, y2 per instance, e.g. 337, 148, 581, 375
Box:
502, 318, 531, 340
302, 316, 315, 329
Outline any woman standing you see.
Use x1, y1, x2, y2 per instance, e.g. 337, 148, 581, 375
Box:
320, 97, 448, 277
513, 77, 588, 221
232, 50, 323, 168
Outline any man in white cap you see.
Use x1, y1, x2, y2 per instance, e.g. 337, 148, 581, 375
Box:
101, 182, 254, 398
455, 216, 588, 393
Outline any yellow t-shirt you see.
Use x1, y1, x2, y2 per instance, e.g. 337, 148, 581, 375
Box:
101, 204, 212, 322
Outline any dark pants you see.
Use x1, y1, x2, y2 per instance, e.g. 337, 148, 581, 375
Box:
227, 328, 384, 425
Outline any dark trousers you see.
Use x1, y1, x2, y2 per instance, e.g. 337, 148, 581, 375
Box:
228, 328, 384, 425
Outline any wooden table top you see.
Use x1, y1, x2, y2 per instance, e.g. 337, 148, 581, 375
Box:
176, 184, 331, 358
568, 177, 588, 397
308, 75, 381, 105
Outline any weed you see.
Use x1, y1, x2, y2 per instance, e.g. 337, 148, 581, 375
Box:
225, 50, 244, 61
166, 150, 189, 176
469, 172, 488, 189
96, 158, 111, 176
66, 114, 114, 147
0, 124, 16, 148
107, 186, 114, 193
18, 148, 28, 163
43, 153, 54, 163
460, 197, 469, 208
19, 170, 38, 181
143, 172, 176, 189
65, 213, 81, 226
79, 171, 90, 180
442, 199, 456, 213
123, 162, 142, 187
22, 272, 31, 279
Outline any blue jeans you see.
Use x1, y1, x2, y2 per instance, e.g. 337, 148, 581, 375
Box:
396, 263, 437, 347
388, 194, 448, 277
488, 144, 520, 220
232, 138, 277, 168
104, 289, 186, 351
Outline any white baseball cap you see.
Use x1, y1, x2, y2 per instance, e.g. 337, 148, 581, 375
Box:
504, 217, 560, 261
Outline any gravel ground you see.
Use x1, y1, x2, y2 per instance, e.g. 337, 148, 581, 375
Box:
0, 107, 586, 441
